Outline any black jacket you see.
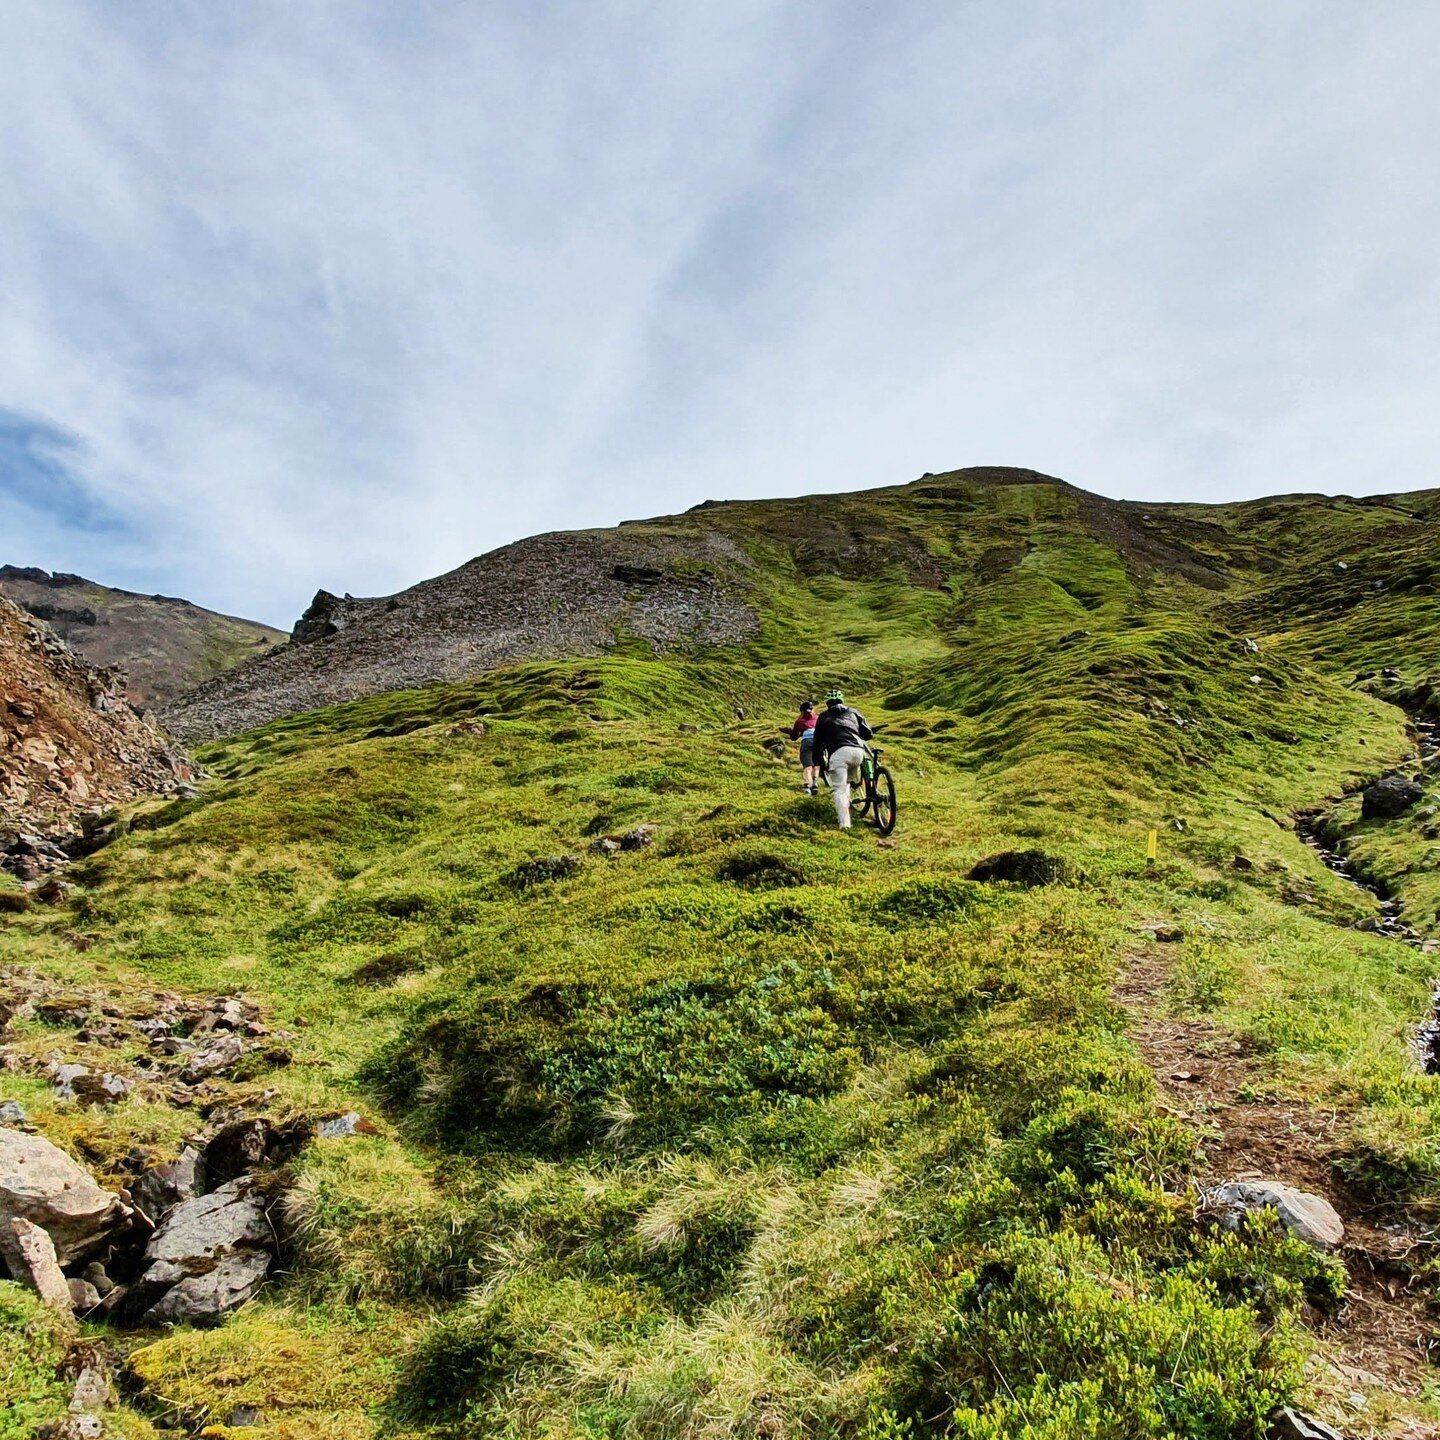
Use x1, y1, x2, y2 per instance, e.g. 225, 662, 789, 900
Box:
813, 704, 872, 764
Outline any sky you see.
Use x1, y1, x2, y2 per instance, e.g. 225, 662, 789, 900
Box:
1, 2, 1437, 627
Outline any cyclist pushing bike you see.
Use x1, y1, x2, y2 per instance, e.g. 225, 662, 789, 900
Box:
813, 688, 874, 830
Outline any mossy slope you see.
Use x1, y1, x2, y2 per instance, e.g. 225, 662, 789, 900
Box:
3, 468, 1439, 1438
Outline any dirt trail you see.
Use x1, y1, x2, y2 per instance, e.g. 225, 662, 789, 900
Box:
1119, 953, 1438, 1431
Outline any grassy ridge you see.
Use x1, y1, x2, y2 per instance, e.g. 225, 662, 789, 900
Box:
2, 472, 1439, 1437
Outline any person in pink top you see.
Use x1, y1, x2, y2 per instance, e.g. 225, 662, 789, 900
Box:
788, 700, 819, 795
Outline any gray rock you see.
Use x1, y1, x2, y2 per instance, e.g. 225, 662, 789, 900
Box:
1269, 1406, 1344, 1440
227, 1405, 266, 1427
48, 1062, 90, 1100
69, 1364, 112, 1413
207, 997, 251, 1032
316, 1111, 375, 1140
67, 1277, 102, 1314
70, 1072, 131, 1105
146, 1177, 271, 1261
203, 1118, 275, 1186
1213, 1180, 1344, 1250
144, 1248, 273, 1325
0, 1128, 129, 1264
620, 824, 658, 851
36, 1416, 105, 1439
96, 1282, 128, 1317
79, 1261, 113, 1296
180, 1033, 244, 1084
130, 1177, 275, 1326
0, 1216, 72, 1309
0, 1099, 24, 1125
1362, 773, 1424, 820
130, 1145, 203, 1224
589, 837, 621, 856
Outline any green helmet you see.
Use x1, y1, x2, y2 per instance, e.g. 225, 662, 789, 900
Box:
824, 688, 845, 705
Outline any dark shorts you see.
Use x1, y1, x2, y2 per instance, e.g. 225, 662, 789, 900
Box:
799, 734, 815, 765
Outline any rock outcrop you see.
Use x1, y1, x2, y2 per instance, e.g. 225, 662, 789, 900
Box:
290, 589, 378, 645
0, 595, 190, 831
163, 528, 758, 741
129, 1177, 276, 1325
0, 1128, 129, 1266
0, 565, 285, 707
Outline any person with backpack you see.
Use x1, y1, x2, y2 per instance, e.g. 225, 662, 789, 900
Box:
812, 688, 873, 829
788, 700, 820, 795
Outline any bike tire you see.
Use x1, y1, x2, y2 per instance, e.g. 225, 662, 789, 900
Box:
853, 771, 872, 818
871, 767, 897, 835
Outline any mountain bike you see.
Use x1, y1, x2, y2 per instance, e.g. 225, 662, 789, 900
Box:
849, 742, 897, 836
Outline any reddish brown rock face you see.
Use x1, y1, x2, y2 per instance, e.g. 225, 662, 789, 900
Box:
0, 564, 285, 708
0, 594, 190, 832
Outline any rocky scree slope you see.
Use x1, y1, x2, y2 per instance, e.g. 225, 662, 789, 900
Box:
164, 526, 758, 742
0, 595, 189, 834
0, 566, 285, 709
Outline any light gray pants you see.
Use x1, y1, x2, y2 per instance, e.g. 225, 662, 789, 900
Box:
825, 745, 865, 828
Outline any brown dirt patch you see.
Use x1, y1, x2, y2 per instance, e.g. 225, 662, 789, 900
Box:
1119, 951, 1439, 1424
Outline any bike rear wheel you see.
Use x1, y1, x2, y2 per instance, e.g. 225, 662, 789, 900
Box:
852, 769, 872, 817
871, 767, 897, 835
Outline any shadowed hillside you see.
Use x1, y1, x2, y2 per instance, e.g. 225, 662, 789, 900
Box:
0, 566, 285, 708
3, 466, 1440, 1439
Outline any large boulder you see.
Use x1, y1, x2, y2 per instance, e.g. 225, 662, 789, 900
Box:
128, 1177, 275, 1326
0, 1128, 128, 1265
1361, 773, 1424, 820
1212, 1180, 1343, 1250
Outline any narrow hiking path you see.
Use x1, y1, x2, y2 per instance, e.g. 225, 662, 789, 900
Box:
1120, 708, 1440, 1435
1119, 952, 1439, 1436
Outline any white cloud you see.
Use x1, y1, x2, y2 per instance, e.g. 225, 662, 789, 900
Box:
0, 1, 1436, 625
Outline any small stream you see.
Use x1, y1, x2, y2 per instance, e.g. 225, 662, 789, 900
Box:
1296, 711, 1440, 1069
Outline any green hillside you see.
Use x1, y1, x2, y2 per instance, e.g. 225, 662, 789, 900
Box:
3, 469, 1439, 1438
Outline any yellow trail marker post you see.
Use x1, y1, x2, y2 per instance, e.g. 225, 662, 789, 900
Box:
1146, 829, 1158, 866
